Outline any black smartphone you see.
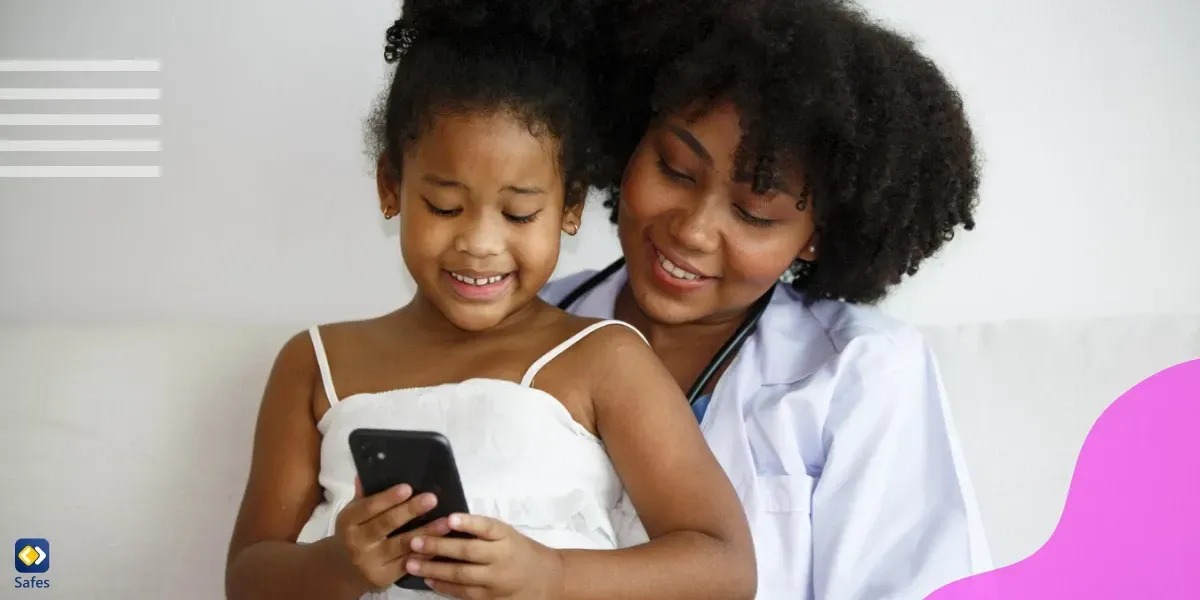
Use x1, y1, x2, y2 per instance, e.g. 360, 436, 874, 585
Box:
348, 428, 472, 591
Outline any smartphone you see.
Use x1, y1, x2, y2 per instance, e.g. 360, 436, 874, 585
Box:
348, 428, 472, 591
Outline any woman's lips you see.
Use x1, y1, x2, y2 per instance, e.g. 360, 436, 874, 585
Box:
646, 241, 714, 293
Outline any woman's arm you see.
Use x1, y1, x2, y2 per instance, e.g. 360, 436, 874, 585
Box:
809, 333, 991, 599
556, 326, 757, 600
224, 332, 363, 600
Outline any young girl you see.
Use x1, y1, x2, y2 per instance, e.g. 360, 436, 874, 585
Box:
223, 2, 756, 599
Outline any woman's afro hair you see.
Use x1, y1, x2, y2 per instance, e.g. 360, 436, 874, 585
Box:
605, 0, 981, 303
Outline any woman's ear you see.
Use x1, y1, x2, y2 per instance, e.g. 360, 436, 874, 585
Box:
377, 153, 400, 219
798, 231, 819, 261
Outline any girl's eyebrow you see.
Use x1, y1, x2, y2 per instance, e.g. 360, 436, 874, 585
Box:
502, 185, 546, 195
423, 173, 545, 195
422, 173, 466, 189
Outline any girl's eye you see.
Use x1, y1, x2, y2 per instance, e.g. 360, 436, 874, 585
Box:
504, 210, 541, 224
734, 205, 776, 227
656, 156, 694, 184
423, 197, 461, 217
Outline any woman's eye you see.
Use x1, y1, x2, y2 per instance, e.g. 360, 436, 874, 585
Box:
735, 205, 775, 227
504, 210, 541, 224
423, 197, 460, 217
656, 156, 694, 184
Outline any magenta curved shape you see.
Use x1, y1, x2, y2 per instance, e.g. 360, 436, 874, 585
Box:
927, 358, 1200, 599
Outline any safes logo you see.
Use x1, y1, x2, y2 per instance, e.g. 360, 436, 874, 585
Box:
13, 538, 50, 590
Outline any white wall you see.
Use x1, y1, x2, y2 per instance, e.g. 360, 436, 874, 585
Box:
860, 0, 1200, 324
1, 0, 1197, 326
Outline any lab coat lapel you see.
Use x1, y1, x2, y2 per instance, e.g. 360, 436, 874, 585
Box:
701, 332, 760, 494
704, 285, 834, 496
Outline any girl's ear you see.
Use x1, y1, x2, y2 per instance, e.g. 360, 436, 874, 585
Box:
564, 180, 588, 209
561, 181, 586, 236
377, 153, 400, 219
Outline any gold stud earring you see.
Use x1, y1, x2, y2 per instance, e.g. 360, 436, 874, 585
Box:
383, 209, 394, 220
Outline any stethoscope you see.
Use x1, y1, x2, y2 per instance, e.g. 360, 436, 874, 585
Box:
555, 257, 775, 405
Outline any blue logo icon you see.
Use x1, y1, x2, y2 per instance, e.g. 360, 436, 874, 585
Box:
14, 539, 49, 574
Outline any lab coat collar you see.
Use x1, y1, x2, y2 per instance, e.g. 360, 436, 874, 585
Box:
564, 265, 627, 321
755, 284, 838, 385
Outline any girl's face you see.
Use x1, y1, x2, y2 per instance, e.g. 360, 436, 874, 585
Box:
380, 110, 582, 332
617, 102, 817, 326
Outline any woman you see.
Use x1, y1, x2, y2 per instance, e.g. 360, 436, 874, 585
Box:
543, 0, 992, 598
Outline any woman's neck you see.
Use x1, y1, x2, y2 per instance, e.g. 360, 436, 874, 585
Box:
615, 284, 749, 342
613, 283, 749, 395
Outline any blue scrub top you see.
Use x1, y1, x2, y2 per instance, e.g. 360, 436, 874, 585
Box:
691, 393, 712, 423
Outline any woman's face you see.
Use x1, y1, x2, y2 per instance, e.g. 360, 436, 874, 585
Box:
617, 102, 817, 325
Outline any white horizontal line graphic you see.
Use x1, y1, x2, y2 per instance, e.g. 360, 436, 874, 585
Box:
0, 60, 161, 72
0, 166, 161, 178
0, 88, 161, 100
0, 140, 161, 152
0, 114, 160, 126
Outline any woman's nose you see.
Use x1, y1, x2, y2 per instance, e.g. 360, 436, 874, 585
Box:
668, 200, 721, 255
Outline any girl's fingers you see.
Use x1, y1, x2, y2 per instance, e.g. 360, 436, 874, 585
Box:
426, 578, 488, 599
446, 513, 508, 541
382, 517, 453, 560
405, 557, 492, 586
340, 483, 412, 527
361, 493, 437, 540
410, 536, 499, 564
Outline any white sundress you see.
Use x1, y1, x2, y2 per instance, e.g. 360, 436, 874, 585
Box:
296, 320, 646, 599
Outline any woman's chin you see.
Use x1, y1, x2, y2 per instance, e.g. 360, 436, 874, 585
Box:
627, 272, 713, 325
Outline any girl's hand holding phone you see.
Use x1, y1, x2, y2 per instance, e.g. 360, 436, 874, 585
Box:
326, 479, 452, 593
405, 514, 564, 600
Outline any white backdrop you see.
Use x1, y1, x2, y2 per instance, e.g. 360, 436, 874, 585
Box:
1, 2, 1199, 594
1, 0, 1198, 326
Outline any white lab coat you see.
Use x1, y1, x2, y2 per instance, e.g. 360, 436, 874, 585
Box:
541, 267, 992, 600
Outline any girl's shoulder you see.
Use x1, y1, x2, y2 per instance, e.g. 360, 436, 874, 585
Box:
307, 312, 412, 355
270, 316, 387, 379
522, 310, 649, 377
309, 312, 398, 339
540, 314, 650, 372
297, 314, 410, 383
525, 315, 657, 425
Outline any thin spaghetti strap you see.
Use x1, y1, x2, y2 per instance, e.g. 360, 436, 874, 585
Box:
308, 326, 339, 406
520, 320, 648, 388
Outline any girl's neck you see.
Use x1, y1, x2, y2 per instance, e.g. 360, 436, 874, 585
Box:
402, 289, 550, 342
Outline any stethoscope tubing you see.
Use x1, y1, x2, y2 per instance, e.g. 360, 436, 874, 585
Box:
556, 258, 773, 405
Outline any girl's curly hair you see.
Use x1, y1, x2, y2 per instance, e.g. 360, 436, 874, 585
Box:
366, 0, 620, 207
